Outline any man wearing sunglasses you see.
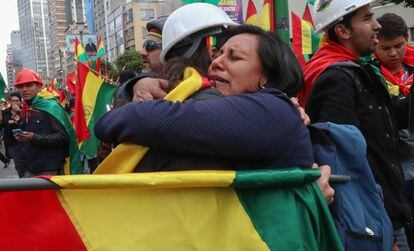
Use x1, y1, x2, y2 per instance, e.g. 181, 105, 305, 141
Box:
140, 16, 167, 73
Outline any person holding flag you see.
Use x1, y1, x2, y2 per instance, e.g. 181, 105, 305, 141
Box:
302, 0, 413, 248
13, 68, 82, 177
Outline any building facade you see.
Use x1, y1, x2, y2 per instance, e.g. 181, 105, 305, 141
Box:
17, 0, 51, 81
11, 30, 23, 79
49, 0, 68, 78
123, 0, 182, 53
6, 44, 14, 85
107, 4, 125, 62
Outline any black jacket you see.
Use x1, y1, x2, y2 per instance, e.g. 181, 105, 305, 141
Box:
19, 107, 69, 172
1, 108, 19, 148
306, 61, 412, 229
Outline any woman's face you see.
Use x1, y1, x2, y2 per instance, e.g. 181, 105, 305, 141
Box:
208, 33, 267, 96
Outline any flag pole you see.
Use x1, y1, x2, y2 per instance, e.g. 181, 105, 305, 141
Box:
274, 0, 290, 44
74, 59, 118, 86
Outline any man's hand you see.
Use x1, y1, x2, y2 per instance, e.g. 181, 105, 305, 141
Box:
132, 78, 169, 102
14, 131, 34, 142
314, 164, 335, 204
290, 97, 310, 126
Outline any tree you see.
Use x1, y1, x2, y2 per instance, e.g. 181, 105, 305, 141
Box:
115, 50, 143, 74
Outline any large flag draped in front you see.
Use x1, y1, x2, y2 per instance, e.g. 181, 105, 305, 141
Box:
0, 169, 344, 250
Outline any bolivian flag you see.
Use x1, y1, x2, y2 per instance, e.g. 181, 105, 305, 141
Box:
0, 169, 343, 250
74, 62, 116, 154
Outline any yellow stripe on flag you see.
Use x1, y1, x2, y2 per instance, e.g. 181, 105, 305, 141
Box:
302, 20, 313, 55
58, 185, 270, 250
261, 2, 271, 31
82, 71, 104, 126
52, 171, 236, 189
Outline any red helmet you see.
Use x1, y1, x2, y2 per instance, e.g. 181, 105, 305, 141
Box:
14, 68, 44, 87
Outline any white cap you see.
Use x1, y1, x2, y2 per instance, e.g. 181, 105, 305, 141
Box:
313, 0, 377, 33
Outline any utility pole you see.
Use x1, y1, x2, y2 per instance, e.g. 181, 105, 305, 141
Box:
274, 0, 290, 44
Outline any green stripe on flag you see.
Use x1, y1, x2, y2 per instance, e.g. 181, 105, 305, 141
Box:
233, 168, 344, 251
80, 83, 116, 158
32, 96, 83, 174
0, 73, 6, 99
233, 168, 320, 188
311, 29, 321, 54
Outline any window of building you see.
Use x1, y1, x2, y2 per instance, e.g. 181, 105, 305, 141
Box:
115, 15, 122, 29
125, 27, 134, 41
125, 8, 133, 23
140, 9, 154, 20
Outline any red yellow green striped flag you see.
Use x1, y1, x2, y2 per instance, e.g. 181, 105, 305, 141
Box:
0, 169, 344, 250
291, 11, 320, 55
95, 36, 105, 73
74, 62, 116, 154
245, 0, 260, 26
96, 36, 105, 59
260, 0, 273, 31
75, 37, 89, 63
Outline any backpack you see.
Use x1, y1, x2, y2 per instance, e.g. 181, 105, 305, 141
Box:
310, 122, 393, 250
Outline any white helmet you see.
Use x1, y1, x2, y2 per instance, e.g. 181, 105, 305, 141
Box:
160, 3, 238, 63
313, 0, 377, 33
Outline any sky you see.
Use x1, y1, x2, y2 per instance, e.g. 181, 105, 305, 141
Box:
0, 1, 19, 83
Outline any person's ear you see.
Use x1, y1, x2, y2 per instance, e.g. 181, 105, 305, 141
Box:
335, 24, 352, 40
209, 47, 218, 60
258, 76, 268, 89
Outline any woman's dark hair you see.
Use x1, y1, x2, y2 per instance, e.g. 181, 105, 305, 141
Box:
227, 24, 304, 97
118, 69, 137, 85
161, 27, 231, 88
377, 13, 408, 40
161, 24, 303, 97
327, 11, 358, 44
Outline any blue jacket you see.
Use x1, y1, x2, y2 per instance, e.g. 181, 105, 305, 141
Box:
310, 122, 393, 251
95, 88, 314, 169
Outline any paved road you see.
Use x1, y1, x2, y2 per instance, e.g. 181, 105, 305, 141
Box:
0, 147, 18, 179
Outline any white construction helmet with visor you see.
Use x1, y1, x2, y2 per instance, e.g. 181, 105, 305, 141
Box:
160, 3, 238, 63
313, 0, 377, 33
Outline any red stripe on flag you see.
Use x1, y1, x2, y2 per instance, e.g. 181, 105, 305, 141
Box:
246, 0, 257, 20
291, 12, 303, 55
0, 190, 86, 250
302, 3, 314, 27
66, 71, 77, 95
74, 62, 91, 142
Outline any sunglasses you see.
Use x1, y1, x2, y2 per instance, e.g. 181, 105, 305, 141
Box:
143, 40, 162, 52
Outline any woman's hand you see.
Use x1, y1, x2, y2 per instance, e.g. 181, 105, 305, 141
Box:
314, 164, 335, 204
290, 97, 310, 126
132, 78, 169, 102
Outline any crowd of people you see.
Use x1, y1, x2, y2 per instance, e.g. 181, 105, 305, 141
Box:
2, 0, 414, 249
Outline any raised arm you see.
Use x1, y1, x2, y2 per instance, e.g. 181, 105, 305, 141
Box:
95, 89, 311, 161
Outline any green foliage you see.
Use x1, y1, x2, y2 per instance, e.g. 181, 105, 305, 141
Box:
115, 50, 143, 74
91, 59, 119, 80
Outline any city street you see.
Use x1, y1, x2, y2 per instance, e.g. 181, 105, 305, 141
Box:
0, 147, 17, 179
